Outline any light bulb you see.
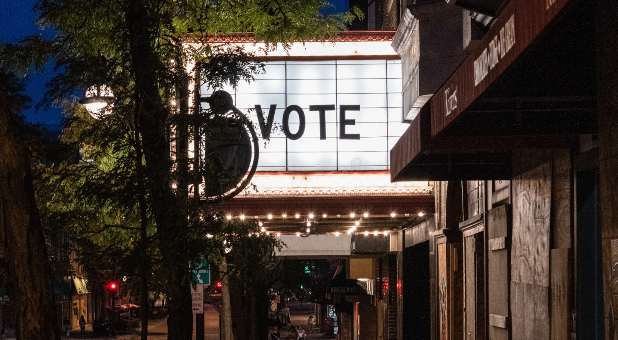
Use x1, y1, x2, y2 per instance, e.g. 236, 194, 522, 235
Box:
308, 212, 315, 219
226, 214, 232, 220
267, 213, 273, 220
390, 212, 397, 218
363, 231, 369, 237
417, 211, 425, 217
363, 212, 369, 218
322, 213, 328, 218
276, 232, 281, 237
282, 213, 287, 218
355, 220, 360, 226
296, 232, 301, 237
239, 214, 246, 221
349, 212, 356, 218
295, 213, 301, 219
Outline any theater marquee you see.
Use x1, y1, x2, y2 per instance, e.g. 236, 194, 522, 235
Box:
201, 58, 407, 171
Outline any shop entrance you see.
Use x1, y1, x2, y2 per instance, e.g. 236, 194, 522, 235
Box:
403, 241, 430, 340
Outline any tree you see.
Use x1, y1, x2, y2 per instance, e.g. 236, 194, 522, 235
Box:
0, 69, 60, 340
18, 1, 357, 338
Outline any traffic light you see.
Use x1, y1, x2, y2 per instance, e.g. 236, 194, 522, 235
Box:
105, 280, 120, 294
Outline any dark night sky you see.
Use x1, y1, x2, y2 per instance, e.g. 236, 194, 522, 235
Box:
0, 0, 349, 133
1, 0, 62, 131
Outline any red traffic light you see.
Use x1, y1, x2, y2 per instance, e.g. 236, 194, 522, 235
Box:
215, 281, 223, 289
105, 280, 120, 293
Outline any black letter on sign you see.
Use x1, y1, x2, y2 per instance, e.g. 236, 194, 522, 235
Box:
255, 104, 276, 140
339, 105, 360, 140
282, 105, 305, 140
309, 104, 335, 140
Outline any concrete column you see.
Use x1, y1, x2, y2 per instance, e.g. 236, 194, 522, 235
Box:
597, 1, 618, 339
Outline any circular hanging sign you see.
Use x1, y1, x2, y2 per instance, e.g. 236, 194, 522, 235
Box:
198, 90, 259, 201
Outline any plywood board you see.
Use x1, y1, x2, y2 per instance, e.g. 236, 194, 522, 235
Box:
511, 162, 551, 340
488, 205, 509, 340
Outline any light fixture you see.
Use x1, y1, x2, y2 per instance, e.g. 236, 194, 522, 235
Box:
206, 233, 214, 239
260, 226, 266, 233
349, 212, 356, 218
334, 231, 341, 237
373, 230, 379, 236
282, 213, 287, 218
346, 229, 354, 235
267, 213, 273, 220
296, 232, 301, 237
276, 232, 281, 237
363, 211, 369, 218
266, 231, 271, 236
81, 85, 114, 118
355, 220, 360, 227
239, 214, 246, 221
258, 221, 263, 227
363, 231, 369, 237
418, 211, 425, 217
308, 212, 315, 219
226, 214, 232, 220
383, 230, 390, 236
306, 221, 312, 227
405, 213, 410, 217
306, 227, 311, 233
322, 213, 328, 218
390, 211, 397, 218
295, 213, 301, 219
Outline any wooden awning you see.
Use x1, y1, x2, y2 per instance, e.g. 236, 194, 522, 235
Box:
391, 0, 595, 180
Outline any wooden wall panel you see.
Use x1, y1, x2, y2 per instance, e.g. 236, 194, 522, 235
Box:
550, 249, 571, 340
488, 205, 510, 340
438, 242, 448, 340
511, 162, 551, 340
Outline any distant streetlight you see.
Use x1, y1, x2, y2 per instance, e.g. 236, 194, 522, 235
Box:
80, 85, 114, 118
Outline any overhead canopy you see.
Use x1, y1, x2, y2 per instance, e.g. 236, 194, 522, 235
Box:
391, 0, 595, 180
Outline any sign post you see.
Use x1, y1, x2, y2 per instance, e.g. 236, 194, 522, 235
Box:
192, 260, 210, 340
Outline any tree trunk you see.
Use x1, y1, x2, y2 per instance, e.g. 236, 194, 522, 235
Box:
219, 259, 235, 340
125, 1, 193, 339
0, 94, 60, 339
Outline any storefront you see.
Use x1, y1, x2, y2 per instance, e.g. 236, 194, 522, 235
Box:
391, 0, 609, 339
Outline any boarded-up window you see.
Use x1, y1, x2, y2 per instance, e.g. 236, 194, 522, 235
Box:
466, 180, 484, 218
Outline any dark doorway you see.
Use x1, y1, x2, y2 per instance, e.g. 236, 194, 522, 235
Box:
575, 169, 603, 340
403, 241, 430, 340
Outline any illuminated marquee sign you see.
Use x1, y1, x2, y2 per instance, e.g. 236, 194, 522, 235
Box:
201, 59, 408, 171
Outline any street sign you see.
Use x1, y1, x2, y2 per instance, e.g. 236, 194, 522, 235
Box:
191, 284, 204, 314
192, 259, 211, 286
